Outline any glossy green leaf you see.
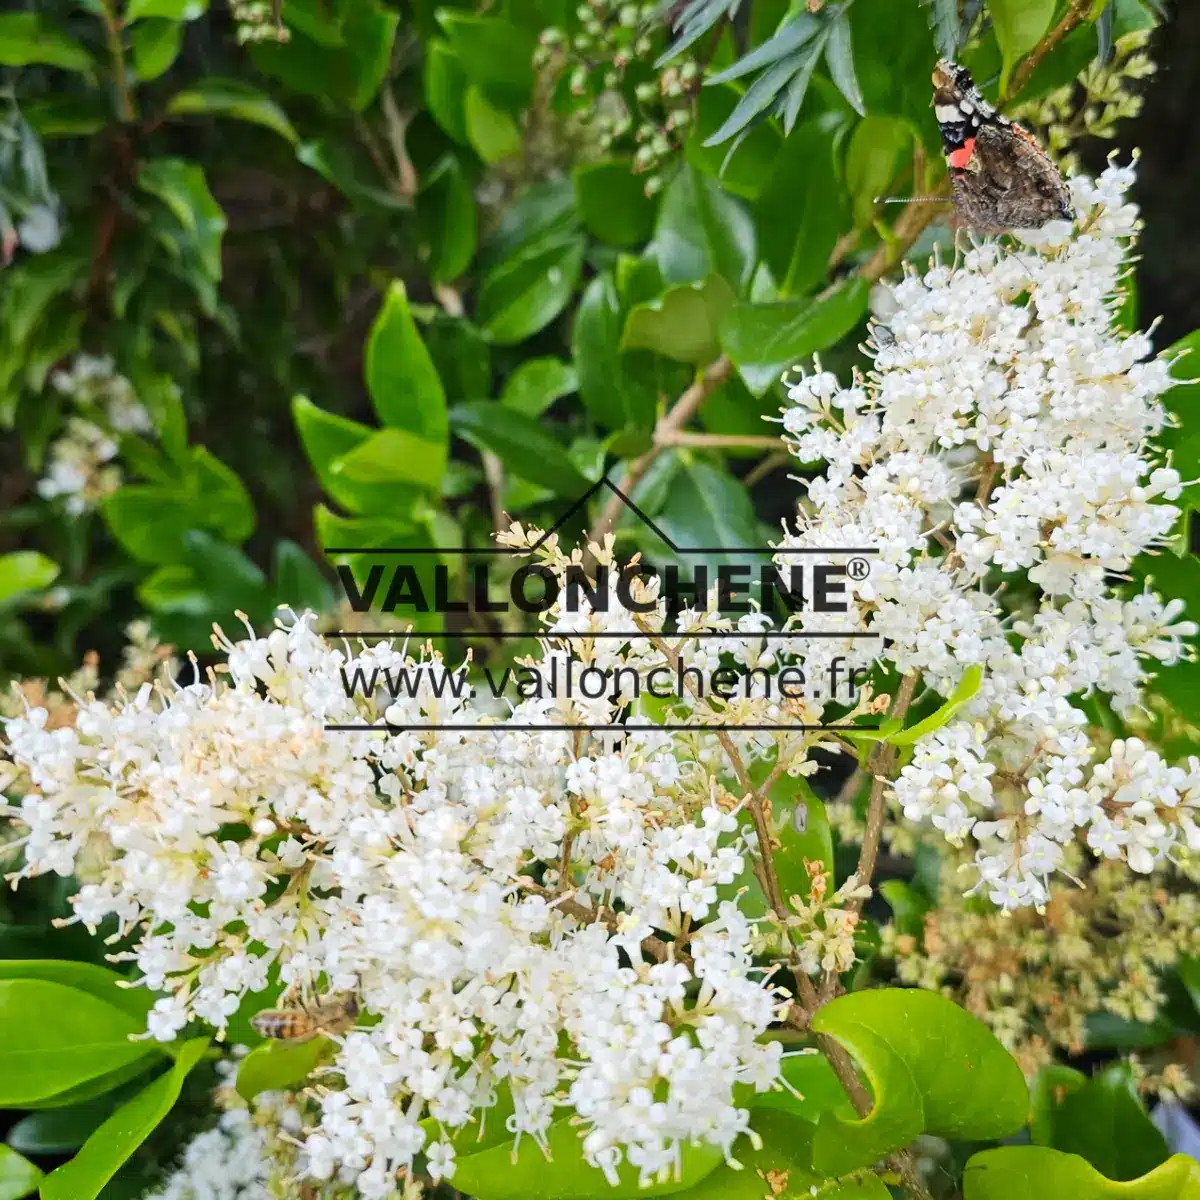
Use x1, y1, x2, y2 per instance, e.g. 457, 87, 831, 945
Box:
0, 14, 95, 73
687, 82, 783, 201
189, 447, 254, 542
125, 0, 208, 19
0, 551, 58, 605
922, 0, 960, 57
755, 118, 851, 296
845, 116, 912, 227
416, 155, 476, 283
1044, 1065, 1169, 1181
0, 1147, 40, 1200
39, 1038, 210, 1200
465, 85, 521, 163
622, 275, 736, 365
130, 19, 183, 81
501, 358, 578, 417
826, 11, 866, 115
887, 665, 983, 746
480, 178, 579, 271
6, 1103, 112, 1156
720, 279, 869, 396
365, 282, 450, 449
296, 138, 409, 209
272, 540, 334, 615
671, 1110, 885, 1200
572, 272, 658, 433
574, 159, 658, 247
435, 12, 536, 106
102, 487, 198, 565
423, 39, 469, 143
964, 1148, 1200, 1200
810, 988, 1029, 1176
451, 1113, 724, 1199
751, 1052, 859, 1124
235, 1036, 333, 1102
990, 0, 1057, 92
449, 402, 591, 496
137, 158, 227, 283
0, 980, 156, 1106
879, 879, 932, 938
650, 165, 757, 294
167, 79, 298, 143
1, 248, 88, 348
0, 960, 153, 1024
293, 394, 422, 518
476, 236, 585, 345
332, 427, 448, 492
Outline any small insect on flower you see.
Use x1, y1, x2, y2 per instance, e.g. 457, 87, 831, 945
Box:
932, 59, 1074, 232
250, 992, 360, 1042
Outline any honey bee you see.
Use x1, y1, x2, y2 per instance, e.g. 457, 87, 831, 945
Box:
250, 992, 360, 1042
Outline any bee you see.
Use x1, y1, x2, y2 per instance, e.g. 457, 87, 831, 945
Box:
250, 991, 360, 1042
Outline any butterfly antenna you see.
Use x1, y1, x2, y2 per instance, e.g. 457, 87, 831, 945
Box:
875, 196, 955, 206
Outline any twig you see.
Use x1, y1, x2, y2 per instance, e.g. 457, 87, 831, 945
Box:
743, 450, 790, 489
656, 431, 782, 450
380, 87, 419, 204
98, 0, 135, 123
1006, 0, 1094, 100
587, 354, 734, 547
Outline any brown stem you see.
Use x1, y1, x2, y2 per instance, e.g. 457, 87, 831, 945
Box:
1006, 0, 1095, 100
587, 354, 733, 548
99, 0, 135, 123
657, 432, 782, 450
743, 450, 790, 489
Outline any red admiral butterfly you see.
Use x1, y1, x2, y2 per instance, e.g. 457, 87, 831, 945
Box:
932, 59, 1074, 233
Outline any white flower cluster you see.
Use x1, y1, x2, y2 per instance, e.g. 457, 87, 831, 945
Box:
37, 355, 153, 514
141, 1109, 276, 1200
3, 576, 829, 1197
778, 162, 1197, 909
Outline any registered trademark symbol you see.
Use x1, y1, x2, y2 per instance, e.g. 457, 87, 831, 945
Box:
847, 557, 870, 582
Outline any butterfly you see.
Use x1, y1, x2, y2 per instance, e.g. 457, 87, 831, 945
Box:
932, 59, 1074, 233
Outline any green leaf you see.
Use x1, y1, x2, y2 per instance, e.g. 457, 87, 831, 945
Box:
451, 1113, 724, 1199
887, 665, 983, 746
364, 282, 450, 456
435, 12, 535, 107
0, 14, 95, 73
0, 1147, 40, 1200
130, 19, 183, 81
879, 879, 932, 938
332, 427, 448, 492
1, 248, 88, 349
6, 1104, 111, 1156
0, 980, 156, 1106
809, 988, 1029, 1176
137, 158, 226, 283
754, 117, 851, 296
480, 178, 579, 271
990, 0, 1058, 92
423, 40, 469, 143
235, 1036, 333, 1102
183, 531, 271, 620
190, 447, 255, 543
501, 358, 578, 417
476, 236, 585, 345
751, 1052, 858, 1123
922, 0, 960, 57
465, 85, 521, 163
649, 165, 757, 293
296, 138, 409, 209
826, 12, 866, 115
573, 159, 658, 247
0, 551, 58, 605
167, 79, 298, 144
449, 402, 592, 496
272, 540, 334, 615
964, 1148, 1200, 1200
125, 0, 208, 20
622, 275, 737, 365
687, 83, 783, 201
845, 116, 912, 227
293, 394, 422, 518
720, 279, 869, 396
572, 272, 658, 433
669, 1110, 886, 1200
39, 1038, 210, 1200
416, 155, 476, 284
1044, 1065, 1169, 1181
1030, 1065, 1087, 1145
0, 960, 153, 1024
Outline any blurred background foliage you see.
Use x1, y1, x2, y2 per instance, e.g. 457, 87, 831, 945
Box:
2, 0, 1200, 1195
